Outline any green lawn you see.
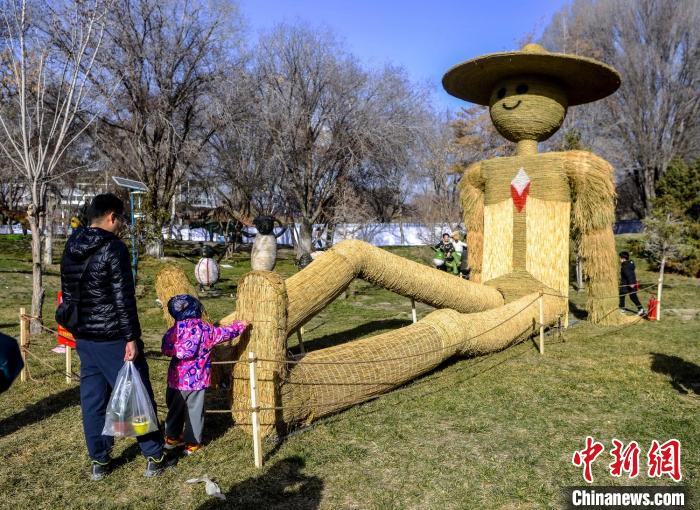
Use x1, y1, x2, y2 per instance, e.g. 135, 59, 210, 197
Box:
0, 235, 698, 509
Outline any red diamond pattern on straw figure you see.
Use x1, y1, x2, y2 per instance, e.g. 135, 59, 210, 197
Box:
510, 168, 531, 212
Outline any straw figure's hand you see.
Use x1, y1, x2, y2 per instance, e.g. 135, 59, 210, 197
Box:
565, 151, 626, 325
458, 162, 485, 283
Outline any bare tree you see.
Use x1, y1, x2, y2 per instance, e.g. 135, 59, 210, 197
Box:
252, 24, 427, 254
542, 0, 700, 217
0, 0, 107, 330
91, 0, 238, 257
208, 69, 289, 224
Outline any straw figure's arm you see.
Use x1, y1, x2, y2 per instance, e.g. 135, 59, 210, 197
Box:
458, 162, 485, 283
565, 150, 625, 325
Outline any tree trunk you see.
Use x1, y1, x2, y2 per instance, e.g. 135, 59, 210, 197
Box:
28, 213, 45, 334
146, 222, 164, 258
42, 200, 54, 265
146, 237, 164, 258
325, 223, 335, 248
298, 218, 313, 255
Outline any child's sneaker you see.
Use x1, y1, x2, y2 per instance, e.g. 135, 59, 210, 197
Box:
184, 443, 202, 455
164, 436, 184, 450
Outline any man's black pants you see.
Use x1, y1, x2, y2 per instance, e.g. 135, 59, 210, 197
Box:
619, 285, 643, 310
76, 339, 164, 462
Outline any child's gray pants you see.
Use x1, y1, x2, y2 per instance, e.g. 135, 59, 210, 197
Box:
165, 387, 206, 444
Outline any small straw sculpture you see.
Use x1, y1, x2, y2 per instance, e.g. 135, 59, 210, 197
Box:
154, 263, 205, 328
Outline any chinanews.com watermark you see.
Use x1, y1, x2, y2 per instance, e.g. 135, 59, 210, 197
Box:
563, 437, 690, 509
564, 487, 687, 509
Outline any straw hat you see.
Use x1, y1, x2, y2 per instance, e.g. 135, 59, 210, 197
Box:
443, 43, 620, 106
451, 230, 463, 241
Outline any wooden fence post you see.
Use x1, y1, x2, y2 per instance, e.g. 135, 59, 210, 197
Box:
248, 351, 263, 468
65, 346, 72, 384
19, 307, 28, 382
411, 298, 417, 324
538, 293, 545, 355
296, 328, 306, 354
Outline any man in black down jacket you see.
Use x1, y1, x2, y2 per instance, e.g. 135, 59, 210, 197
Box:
619, 251, 645, 316
60, 193, 172, 480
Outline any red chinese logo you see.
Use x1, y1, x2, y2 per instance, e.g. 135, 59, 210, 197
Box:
572, 436, 605, 483
609, 439, 640, 478
647, 439, 682, 482
573, 437, 682, 483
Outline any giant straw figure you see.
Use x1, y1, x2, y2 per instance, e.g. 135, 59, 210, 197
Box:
443, 43, 626, 324
156, 44, 632, 437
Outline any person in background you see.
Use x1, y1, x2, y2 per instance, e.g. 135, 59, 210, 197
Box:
434, 232, 455, 271
59, 193, 173, 481
450, 230, 467, 256
451, 230, 470, 279
619, 251, 645, 316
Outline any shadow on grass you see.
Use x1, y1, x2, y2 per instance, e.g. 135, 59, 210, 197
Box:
197, 455, 323, 510
568, 300, 589, 321
650, 353, 700, 396
298, 318, 412, 353
0, 385, 80, 438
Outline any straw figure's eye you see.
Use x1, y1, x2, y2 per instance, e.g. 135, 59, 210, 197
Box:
497, 87, 506, 99
516, 83, 529, 94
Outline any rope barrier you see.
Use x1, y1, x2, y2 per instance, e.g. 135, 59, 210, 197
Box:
21, 346, 80, 381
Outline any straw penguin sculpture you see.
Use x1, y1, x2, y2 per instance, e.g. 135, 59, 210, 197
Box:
156, 44, 630, 438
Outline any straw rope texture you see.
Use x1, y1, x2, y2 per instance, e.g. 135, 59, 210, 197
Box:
565, 150, 620, 325
459, 162, 485, 283
227, 271, 287, 437
489, 76, 568, 143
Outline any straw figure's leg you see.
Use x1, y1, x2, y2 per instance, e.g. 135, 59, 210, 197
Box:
458, 162, 485, 283
281, 291, 564, 425
565, 150, 632, 325
221, 239, 505, 333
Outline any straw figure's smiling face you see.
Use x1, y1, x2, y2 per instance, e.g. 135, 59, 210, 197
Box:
489, 75, 568, 143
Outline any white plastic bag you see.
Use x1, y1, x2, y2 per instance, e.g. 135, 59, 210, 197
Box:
102, 361, 159, 437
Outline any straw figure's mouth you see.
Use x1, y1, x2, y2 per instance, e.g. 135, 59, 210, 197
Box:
503, 100, 522, 110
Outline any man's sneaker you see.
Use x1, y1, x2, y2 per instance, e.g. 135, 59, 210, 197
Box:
144, 454, 176, 477
637, 308, 646, 316
90, 459, 111, 481
184, 443, 202, 456
164, 436, 184, 450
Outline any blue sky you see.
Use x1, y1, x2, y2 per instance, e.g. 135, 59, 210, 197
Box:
237, 0, 570, 112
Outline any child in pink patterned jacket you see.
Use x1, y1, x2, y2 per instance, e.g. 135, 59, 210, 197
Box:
161, 294, 248, 455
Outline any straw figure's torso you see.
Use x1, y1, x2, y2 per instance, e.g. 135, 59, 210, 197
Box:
479, 152, 571, 301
